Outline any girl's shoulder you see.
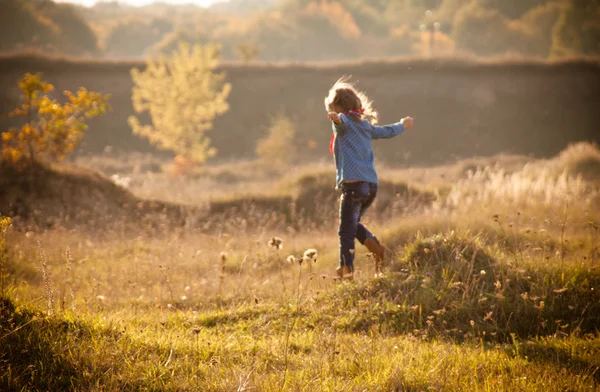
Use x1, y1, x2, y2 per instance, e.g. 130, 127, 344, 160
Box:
340, 113, 371, 128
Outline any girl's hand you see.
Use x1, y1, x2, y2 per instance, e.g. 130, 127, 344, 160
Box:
401, 116, 414, 129
328, 112, 341, 124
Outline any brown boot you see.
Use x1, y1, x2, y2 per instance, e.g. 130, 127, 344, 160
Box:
336, 265, 354, 281
364, 238, 390, 271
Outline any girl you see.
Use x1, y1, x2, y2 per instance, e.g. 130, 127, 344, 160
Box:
325, 78, 414, 280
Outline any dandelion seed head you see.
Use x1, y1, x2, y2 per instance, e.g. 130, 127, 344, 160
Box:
521, 292, 529, 301
268, 237, 283, 250
191, 326, 201, 335
303, 248, 318, 263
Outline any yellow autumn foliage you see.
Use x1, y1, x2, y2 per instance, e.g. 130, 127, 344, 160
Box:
1, 73, 110, 165
128, 42, 231, 165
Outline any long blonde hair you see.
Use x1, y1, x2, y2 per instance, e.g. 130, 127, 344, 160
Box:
324, 77, 378, 124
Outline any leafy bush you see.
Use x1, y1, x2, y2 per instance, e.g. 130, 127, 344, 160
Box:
128, 43, 231, 165
256, 113, 297, 166
1, 73, 110, 165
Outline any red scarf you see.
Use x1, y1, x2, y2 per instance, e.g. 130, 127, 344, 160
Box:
330, 109, 364, 155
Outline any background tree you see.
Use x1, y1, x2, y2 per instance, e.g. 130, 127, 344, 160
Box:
452, 2, 516, 55
235, 42, 261, 62
518, 2, 563, 57
256, 113, 296, 166
104, 18, 168, 57
36, 1, 99, 55
551, 0, 600, 57
476, 0, 548, 19
128, 42, 231, 165
0, 0, 59, 53
1, 73, 110, 165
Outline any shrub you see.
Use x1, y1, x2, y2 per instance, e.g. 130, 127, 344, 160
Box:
235, 42, 261, 62
128, 42, 231, 166
256, 113, 297, 166
555, 142, 600, 181
1, 73, 110, 165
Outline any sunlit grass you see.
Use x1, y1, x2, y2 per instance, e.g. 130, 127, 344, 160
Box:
2, 144, 600, 391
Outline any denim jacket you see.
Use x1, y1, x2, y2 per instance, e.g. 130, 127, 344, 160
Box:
332, 113, 405, 188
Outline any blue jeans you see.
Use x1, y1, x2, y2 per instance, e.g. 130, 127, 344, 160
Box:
338, 181, 378, 271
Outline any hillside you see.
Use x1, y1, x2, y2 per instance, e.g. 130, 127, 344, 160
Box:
2, 143, 600, 391
0, 54, 599, 166
0, 162, 191, 231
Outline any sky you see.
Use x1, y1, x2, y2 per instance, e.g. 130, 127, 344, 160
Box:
56, 0, 223, 7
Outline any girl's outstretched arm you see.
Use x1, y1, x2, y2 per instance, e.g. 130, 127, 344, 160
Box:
370, 117, 414, 139
369, 122, 405, 139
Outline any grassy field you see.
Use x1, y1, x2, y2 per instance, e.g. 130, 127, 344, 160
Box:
1, 142, 600, 391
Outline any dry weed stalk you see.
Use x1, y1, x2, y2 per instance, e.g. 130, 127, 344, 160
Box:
268, 237, 287, 297
38, 242, 55, 315
158, 264, 175, 304
60, 246, 75, 312
218, 251, 226, 296
0, 217, 10, 298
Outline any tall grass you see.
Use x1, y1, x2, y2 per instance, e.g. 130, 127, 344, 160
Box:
1, 144, 600, 390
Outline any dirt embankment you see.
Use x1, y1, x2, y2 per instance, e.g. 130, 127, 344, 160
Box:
0, 162, 434, 232
0, 162, 191, 231
0, 53, 599, 166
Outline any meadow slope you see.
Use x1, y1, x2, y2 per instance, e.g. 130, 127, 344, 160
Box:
1, 143, 600, 391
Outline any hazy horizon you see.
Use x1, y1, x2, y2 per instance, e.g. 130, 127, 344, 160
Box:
55, 0, 224, 7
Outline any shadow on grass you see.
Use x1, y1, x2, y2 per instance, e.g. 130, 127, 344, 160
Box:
0, 297, 80, 391
517, 340, 600, 385
0, 297, 147, 392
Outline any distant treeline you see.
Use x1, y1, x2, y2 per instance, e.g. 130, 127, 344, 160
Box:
1, 53, 599, 166
1, 0, 599, 61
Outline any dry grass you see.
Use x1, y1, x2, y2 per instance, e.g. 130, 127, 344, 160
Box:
1, 143, 600, 391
